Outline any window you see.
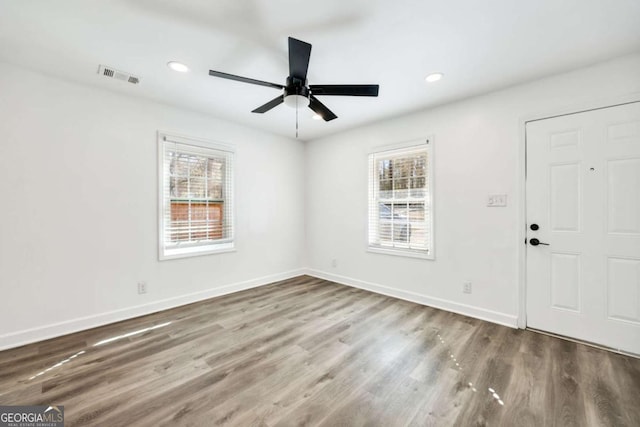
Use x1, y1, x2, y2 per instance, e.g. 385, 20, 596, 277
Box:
158, 132, 234, 260
368, 139, 433, 258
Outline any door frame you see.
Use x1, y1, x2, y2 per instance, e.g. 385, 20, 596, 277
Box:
517, 93, 640, 329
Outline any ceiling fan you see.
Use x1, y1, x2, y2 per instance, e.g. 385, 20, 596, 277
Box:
208, 37, 379, 124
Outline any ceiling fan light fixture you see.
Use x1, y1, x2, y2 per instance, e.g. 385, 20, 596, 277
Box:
167, 61, 189, 73
312, 114, 322, 120
425, 72, 443, 83
284, 94, 310, 108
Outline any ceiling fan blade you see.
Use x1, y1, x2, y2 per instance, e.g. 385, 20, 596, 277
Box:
251, 95, 284, 113
209, 70, 284, 90
309, 84, 379, 97
308, 95, 337, 121
288, 37, 312, 81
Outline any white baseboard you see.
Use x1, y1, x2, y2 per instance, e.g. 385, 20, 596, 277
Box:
305, 269, 518, 329
0, 269, 306, 351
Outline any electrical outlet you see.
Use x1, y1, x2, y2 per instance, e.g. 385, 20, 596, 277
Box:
463, 281, 472, 294
137, 281, 147, 295
331, 258, 337, 268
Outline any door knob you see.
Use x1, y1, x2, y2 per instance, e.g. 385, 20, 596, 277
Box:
530, 224, 539, 230
529, 238, 549, 246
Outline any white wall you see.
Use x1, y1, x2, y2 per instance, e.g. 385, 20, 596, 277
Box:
0, 62, 305, 349
305, 53, 640, 327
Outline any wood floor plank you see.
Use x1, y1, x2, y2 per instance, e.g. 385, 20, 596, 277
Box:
1, 275, 639, 426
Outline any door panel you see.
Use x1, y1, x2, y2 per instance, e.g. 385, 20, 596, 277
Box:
607, 158, 640, 234
607, 257, 640, 323
526, 102, 640, 355
550, 252, 581, 311
550, 163, 581, 232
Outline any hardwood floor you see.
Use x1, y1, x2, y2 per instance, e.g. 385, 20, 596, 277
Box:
1, 275, 639, 426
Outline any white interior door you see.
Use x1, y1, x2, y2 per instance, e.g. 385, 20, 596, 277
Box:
526, 102, 640, 355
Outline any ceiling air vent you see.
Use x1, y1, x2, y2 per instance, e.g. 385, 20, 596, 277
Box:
97, 65, 140, 85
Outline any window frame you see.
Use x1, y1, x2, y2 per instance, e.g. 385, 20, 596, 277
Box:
157, 131, 235, 260
367, 137, 435, 260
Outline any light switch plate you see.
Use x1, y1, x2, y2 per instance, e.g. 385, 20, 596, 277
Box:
487, 194, 507, 207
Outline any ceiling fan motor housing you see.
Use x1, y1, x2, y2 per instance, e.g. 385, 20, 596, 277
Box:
284, 76, 309, 107
285, 77, 308, 96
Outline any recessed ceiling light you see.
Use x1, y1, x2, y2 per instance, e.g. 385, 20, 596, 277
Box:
425, 72, 443, 83
312, 114, 322, 120
167, 61, 189, 73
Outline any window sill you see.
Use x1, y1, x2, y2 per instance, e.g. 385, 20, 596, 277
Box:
367, 246, 434, 260
160, 243, 235, 261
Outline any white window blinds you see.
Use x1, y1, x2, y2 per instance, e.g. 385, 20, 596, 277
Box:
158, 133, 234, 260
368, 140, 433, 258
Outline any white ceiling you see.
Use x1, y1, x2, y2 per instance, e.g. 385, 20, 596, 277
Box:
1, 0, 639, 141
